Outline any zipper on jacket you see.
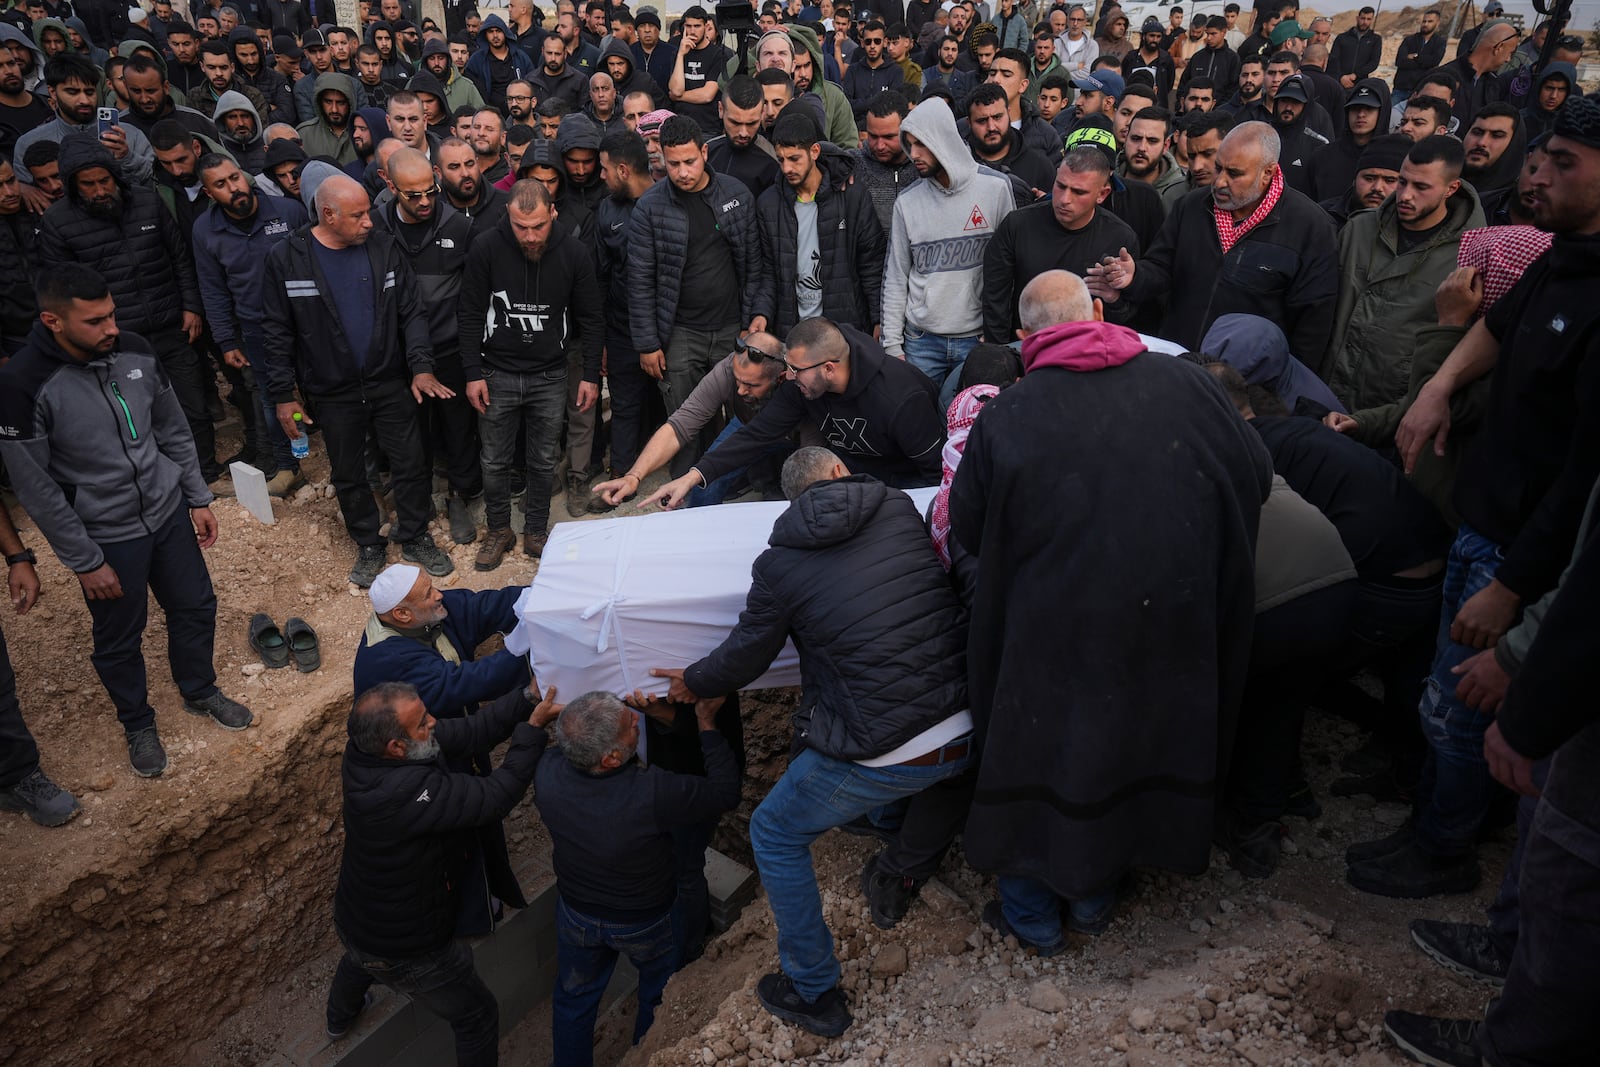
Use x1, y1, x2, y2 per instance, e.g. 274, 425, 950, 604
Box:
109, 381, 138, 440
97, 363, 154, 536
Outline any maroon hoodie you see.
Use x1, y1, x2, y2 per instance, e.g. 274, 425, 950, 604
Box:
1019, 320, 1147, 374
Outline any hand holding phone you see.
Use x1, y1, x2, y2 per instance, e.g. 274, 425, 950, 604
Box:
96, 106, 119, 135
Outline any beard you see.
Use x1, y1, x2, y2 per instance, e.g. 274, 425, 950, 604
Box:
83, 193, 124, 219
403, 736, 441, 762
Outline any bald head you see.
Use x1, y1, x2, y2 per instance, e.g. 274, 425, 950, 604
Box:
1220, 120, 1280, 166
1474, 18, 1519, 58
388, 146, 433, 184
313, 175, 372, 247
1018, 270, 1095, 334
374, 137, 406, 174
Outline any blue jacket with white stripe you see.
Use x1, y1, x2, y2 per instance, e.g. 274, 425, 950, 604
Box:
259, 226, 436, 403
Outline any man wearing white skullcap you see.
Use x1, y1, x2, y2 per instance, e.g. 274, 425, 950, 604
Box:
353, 562, 536, 936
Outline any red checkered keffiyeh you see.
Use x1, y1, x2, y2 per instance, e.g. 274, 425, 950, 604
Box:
1456, 225, 1554, 319
1213, 168, 1285, 253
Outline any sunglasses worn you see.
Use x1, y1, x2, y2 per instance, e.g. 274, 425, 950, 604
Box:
783, 356, 837, 374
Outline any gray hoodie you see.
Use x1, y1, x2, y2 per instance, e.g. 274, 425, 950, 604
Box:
0, 23, 46, 92
212, 89, 267, 172
880, 97, 1014, 355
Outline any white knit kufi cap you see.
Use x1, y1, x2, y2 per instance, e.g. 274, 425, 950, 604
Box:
368, 564, 422, 615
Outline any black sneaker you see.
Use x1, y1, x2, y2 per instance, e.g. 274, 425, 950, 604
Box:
0, 768, 82, 826
127, 727, 168, 778
1383, 1010, 1484, 1067
1409, 919, 1510, 987
1284, 781, 1322, 820
401, 533, 455, 577
183, 690, 254, 730
327, 990, 374, 1040
349, 544, 388, 588
1347, 840, 1480, 899
1216, 812, 1282, 879
755, 972, 852, 1038
860, 852, 920, 930
1345, 818, 1416, 865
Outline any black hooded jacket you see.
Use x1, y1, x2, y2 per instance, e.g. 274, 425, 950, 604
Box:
456, 212, 604, 383
369, 198, 475, 362
1463, 113, 1528, 199
35, 136, 201, 336
684, 475, 968, 764
601, 37, 666, 109
753, 143, 886, 337
1306, 78, 1392, 202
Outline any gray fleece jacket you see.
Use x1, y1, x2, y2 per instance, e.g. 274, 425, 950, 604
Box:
880, 97, 1014, 356
0, 322, 211, 572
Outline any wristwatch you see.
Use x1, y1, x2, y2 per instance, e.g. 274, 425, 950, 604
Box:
5, 549, 37, 567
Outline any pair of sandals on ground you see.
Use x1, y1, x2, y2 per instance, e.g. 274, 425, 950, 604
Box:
248, 614, 321, 672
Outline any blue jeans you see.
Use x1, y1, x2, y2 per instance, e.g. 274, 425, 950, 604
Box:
997, 877, 1118, 953
686, 417, 797, 507
552, 896, 678, 1067
1414, 523, 1508, 856
902, 326, 980, 413
749, 744, 971, 1001
327, 933, 499, 1067
479, 365, 568, 532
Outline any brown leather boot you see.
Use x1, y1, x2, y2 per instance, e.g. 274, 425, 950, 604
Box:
523, 529, 549, 558
473, 527, 516, 571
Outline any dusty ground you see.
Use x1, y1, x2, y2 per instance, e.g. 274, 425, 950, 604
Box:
1, 393, 1508, 1067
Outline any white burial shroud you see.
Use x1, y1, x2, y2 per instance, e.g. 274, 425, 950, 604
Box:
507, 487, 938, 698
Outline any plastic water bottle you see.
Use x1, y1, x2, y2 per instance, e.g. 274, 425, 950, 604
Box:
290, 411, 310, 460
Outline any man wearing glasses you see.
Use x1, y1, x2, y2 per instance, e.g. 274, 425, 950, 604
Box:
648, 318, 945, 510
1054, 4, 1099, 78
840, 20, 903, 121
593, 331, 815, 508
1443, 18, 1518, 135
369, 148, 482, 546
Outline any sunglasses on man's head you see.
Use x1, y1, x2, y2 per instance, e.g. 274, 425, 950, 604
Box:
736, 336, 783, 363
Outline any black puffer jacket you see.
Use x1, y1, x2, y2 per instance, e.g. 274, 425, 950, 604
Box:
259, 227, 436, 402
685, 476, 968, 762
35, 137, 200, 336
370, 199, 475, 361
626, 169, 766, 352
0, 210, 40, 352
754, 144, 885, 337
333, 689, 547, 957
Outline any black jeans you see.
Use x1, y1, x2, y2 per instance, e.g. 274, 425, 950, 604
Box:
1485, 757, 1553, 958
1343, 572, 1444, 779
0, 624, 41, 788
313, 379, 433, 547
1230, 580, 1359, 823
878, 767, 978, 881
426, 355, 483, 498
606, 337, 653, 476
85, 504, 219, 734
1481, 799, 1600, 1067
479, 365, 566, 532
328, 932, 499, 1067
149, 325, 217, 473
240, 329, 299, 476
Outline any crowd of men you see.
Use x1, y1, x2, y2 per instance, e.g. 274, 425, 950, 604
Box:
0, 0, 1595, 1065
